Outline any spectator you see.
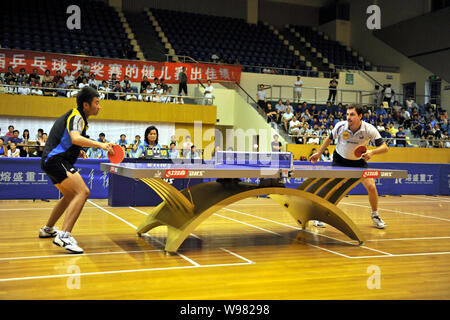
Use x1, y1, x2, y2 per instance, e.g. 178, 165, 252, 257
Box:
81, 59, 90, 75
64, 69, 75, 87
211, 52, 220, 63
143, 125, 162, 151
36, 132, 47, 157
160, 78, 168, 91
0, 138, 7, 157
410, 115, 423, 138
176, 95, 184, 104
166, 86, 175, 103
433, 123, 443, 148
126, 88, 141, 101
6, 79, 17, 94
142, 87, 153, 102
4, 66, 16, 83
301, 108, 312, 123
293, 76, 303, 103
327, 75, 338, 104
405, 96, 415, 110
28, 68, 40, 84
151, 77, 159, 90
203, 80, 214, 105
98, 81, 110, 100
56, 78, 67, 97
307, 133, 320, 145
42, 69, 53, 85
17, 68, 28, 83
168, 142, 179, 159
109, 73, 118, 89
97, 133, 107, 143
382, 84, 394, 106
66, 84, 78, 97
289, 115, 302, 135
443, 134, 450, 148
141, 76, 150, 93
116, 134, 128, 147
121, 75, 131, 88
376, 103, 387, 117
271, 134, 282, 152
376, 121, 385, 134
112, 81, 125, 100
17, 80, 30, 95
399, 107, 411, 128
156, 84, 163, 96
321, 148, 332, 161
178, 67, 188, 96
128, 144, 143, 158
266, 103, 278, 125
395, 126, 406, 147
182, 135, 193, 157
44, 82, 57, 97
256, 84, 267, 111
78, 77, 89, 89
186, 145, 200, 159
298, 123, 311, 144
160, 89, 170, 103
53, 70, 63, 84
418, 135, 429, 148
282, 107, 294, 132
86, 146, 104, 159
88, 73, 98, 89
7, 142, 20, 157
8, 130, 23, 147
75, 70, 86, 86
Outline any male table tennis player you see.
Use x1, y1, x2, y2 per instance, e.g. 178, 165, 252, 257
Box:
39, 86, 114, 253
309, 104, 389, 229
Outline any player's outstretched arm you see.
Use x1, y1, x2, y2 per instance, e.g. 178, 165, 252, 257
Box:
69, 131, 114, 154
309, 136, 331, 164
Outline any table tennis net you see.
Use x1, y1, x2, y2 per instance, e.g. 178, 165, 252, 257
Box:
214, 151, 293, 169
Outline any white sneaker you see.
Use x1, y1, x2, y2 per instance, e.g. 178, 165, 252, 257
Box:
39, 226, 59, 238
53, 232, 83, 254
313, 220, 326, 228
372, 215, 386, 229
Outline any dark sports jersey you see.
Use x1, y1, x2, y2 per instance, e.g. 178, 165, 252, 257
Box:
42, 107, 88, 164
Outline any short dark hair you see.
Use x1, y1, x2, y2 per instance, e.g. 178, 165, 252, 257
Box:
13, 130, 19, 134
99, 132, 105, 137
346, 104, 364, 116
170, 142, 176, 147
76, 86, 99, 109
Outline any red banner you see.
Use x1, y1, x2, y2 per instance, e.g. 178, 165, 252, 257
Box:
0, 49, 242, 84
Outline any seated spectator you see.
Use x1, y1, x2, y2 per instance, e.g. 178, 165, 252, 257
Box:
8, 129, 23, 147
7, 142, 20, 157
166, 86, 175, 103
182, 135, 193, 157
168, 142, 179, 159
128, 144, 143, 158
142, 87, 153, 102
307, 132, 320, 145
81, 59, 91, 75
298, 123, 311, 144
4, 66, 16, 83
282, 107, 294, 132
126, 88, 141, 101
430, 115, 437, 128
289, 116, 302, 135
112, 81, 125, 100
64, 69, 75, 87
308, 148, 317, 160
301, 108, 312, 123
376, 103, 387, 117
88, 73, 98, 89
97, 133, 107, 143
321, 148, 332, 161
443, 134, 450, 148
160, 78, 168, 91
0, 138, 7, 157
66, 84, 78, 97
185, 145, 201, 159
156, 84, 163, 96
42, 69, 53, 85
410, 115, 423, 138
433, 123, 443, 148
98, 81, 110, 100
30, 81, 43, 96
399, 107, 411, 128
53, 70, 64, 84
28, 68, 40, 84
116, 134, 128, 147
266, 103, 278, 125
150, 89, 160, 102
133, 135, 145, 149
43, 82, 56, 97
395, 126, 406, 147
150, 77, 159, 90
55, 78, 67, 97
376, 121, 385, 133
17, 68, 28, 83
36, 132, 47, 157
75, 70, 86, 86
109, 73, 118, 89
141, 76, 150, 93
78, 77, 89, 89
86, 146, 104, 159
405, 96, 416, 110
160, 89, 170, 103
6, 80, 18, 94
418, 135, 429, 148
17, 80, 30, 95
211, 52, 220, 63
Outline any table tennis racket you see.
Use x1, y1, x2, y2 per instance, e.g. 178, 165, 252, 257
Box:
108, 144, 125, 164
354, 145, 367, 158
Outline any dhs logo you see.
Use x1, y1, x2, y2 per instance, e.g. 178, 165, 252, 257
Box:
164, 170, 188, 178
362, 170, 380, 178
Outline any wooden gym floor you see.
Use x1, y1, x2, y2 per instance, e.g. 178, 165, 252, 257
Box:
0, 195, 449, 300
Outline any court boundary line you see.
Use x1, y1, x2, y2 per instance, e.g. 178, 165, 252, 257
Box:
219, 208, 450, 258
340, 202, 450, 222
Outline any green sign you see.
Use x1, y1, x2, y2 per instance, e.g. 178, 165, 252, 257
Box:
345, 73, 354, 85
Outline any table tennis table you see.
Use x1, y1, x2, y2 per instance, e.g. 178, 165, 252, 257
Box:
101, 152, 408, 253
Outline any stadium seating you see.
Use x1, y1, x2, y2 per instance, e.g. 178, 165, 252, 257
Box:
0, 0, 137, 59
